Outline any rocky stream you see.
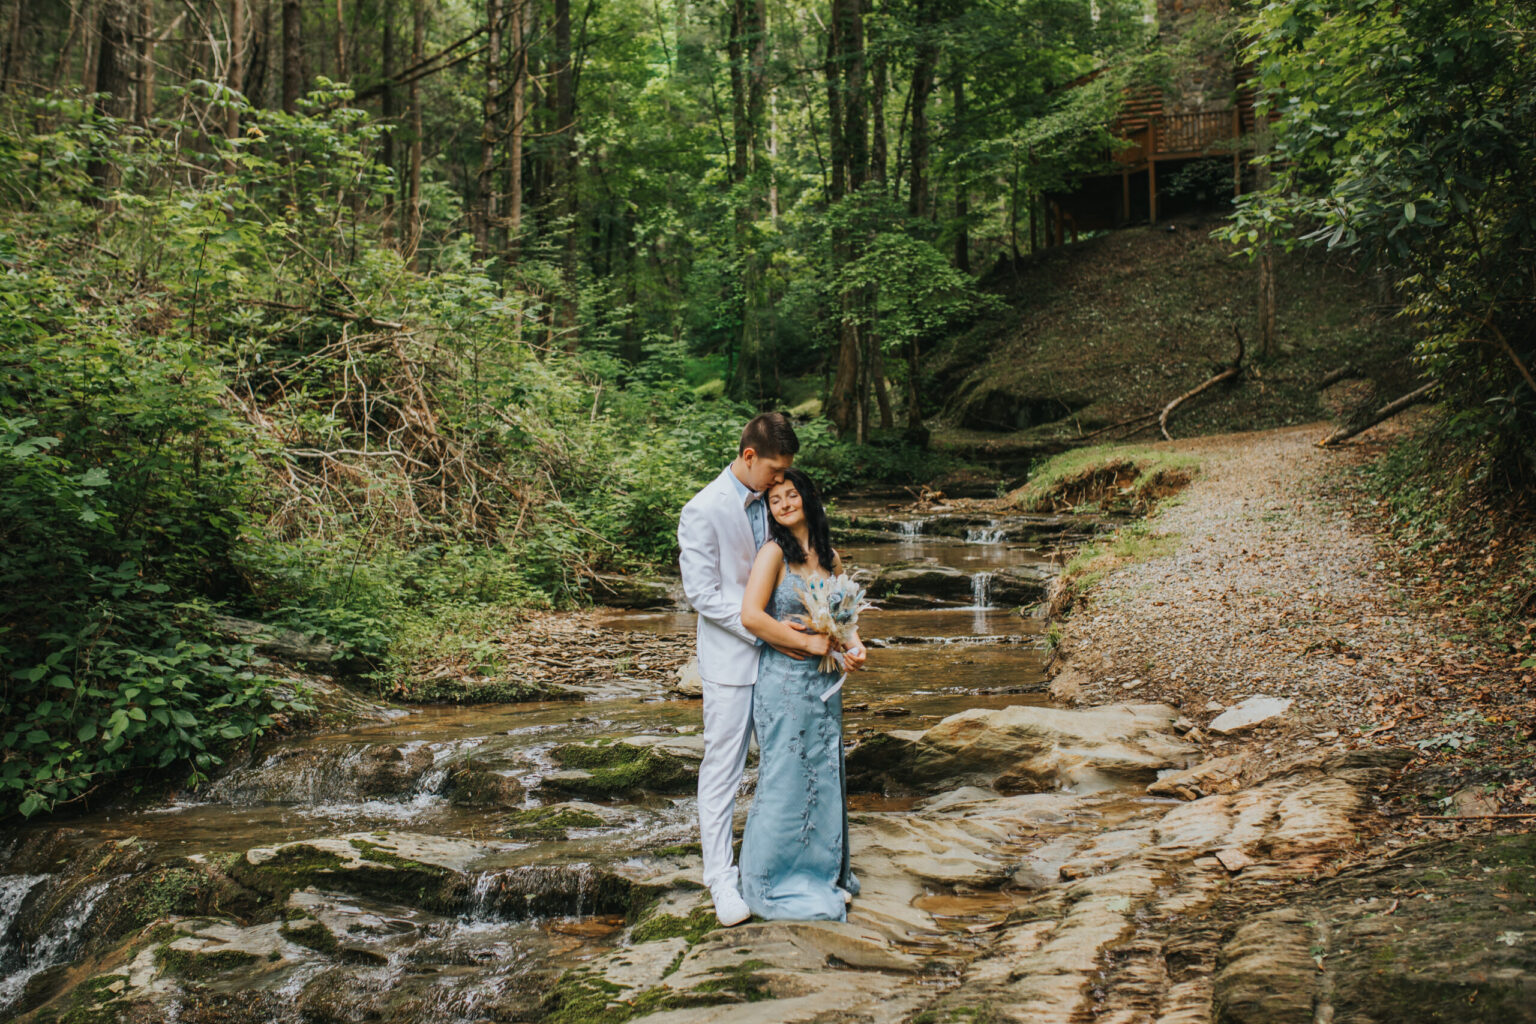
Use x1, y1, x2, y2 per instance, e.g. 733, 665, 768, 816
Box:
1, 492, 1531, 1024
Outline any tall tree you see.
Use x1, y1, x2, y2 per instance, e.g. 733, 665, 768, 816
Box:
406, 0, 425, 269
0, 0, 24, 94
281, 0, 302, 112
729, 0, 768, 397
825, 0, 867, 436
907, 0, 937, 218
136, 0, 154, 122
225, 0, 246, 141
951, 68, 969, 272
381, 0, 397, 236
475, 0, 501, 259
553, 0, 577, 336
333, 0, 348, 80
504, 0, 525, 258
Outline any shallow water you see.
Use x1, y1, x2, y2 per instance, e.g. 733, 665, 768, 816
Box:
0, 505, 1104, 1022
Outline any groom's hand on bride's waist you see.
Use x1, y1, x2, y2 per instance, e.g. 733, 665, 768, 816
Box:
769, 619, 829, 660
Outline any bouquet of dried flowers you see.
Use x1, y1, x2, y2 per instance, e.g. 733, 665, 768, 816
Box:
789, 572, 871, 702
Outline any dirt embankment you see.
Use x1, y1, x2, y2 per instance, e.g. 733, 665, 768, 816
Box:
924, 216, 1417, 468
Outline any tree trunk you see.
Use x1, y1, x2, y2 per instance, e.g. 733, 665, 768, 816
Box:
475, 0, 500, 260
88, 0, 131, 189
1257, 241, 1276, 358
952, 71, 969, 272
406, 0, 425, 270
281, 0, 301, 112
381, 0, 396, 238
94, 1, 132, 119
135, 0, 153, 122
907, 0, 935, 218
554, 0, 577, 339
225, 0, 246, 140
81, 0, 102, 95
906, 337, 922, 429
730, 0, 767, 398
1254, 118, 1277, 358
505, 0, 524, 258
333, 0, 347, 80
870, 334, 893, 429
0, 0, 25, 95
825, 0, 866, 436
869, 20, 886, 188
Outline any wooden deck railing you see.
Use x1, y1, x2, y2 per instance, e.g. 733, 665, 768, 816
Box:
1111, 109, 1242, 165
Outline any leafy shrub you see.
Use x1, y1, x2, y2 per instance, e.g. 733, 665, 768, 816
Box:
0, 263, 298, 817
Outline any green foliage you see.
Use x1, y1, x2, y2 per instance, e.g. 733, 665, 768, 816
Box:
0, 102, 312, 816
1009, 445, 1199, 513
1223, 0, 1536, 488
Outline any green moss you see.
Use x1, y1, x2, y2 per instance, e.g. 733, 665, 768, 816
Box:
280, 919, 339, 954
649, 842, 704, 859
549, 742, 694, 795
1010, 445, 1199, 513
541, 970, 631, 1024
541, 965, 750, 1024
346, 838, 438, 872
501, 806, 608, 841
128, 867, 202, 926
630, 906, 717, 945
691, 959, 773, 1002
912, 1007, 1000, 1024
390, 676, 577, 704
228, 845, 348, 905
230, 841, 464, 914
154, 946, 261, 980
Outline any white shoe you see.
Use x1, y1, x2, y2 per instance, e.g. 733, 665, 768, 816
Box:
837, 886, 853, 905
712, 885, 751, 927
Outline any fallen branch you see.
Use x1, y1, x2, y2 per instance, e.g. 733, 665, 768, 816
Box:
246, 296, 404, 330
1160, 324, 1244, 441
1078, 410, 1160, 442
1317, 364, 1357, 389
1318, 382, 1434, 447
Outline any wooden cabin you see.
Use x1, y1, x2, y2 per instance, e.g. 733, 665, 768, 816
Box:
1043, 1, 1260, 244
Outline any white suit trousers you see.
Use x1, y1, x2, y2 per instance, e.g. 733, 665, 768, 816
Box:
698, 680, 755, 893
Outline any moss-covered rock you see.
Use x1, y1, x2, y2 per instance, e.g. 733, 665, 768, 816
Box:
630, 906, 717, 945
389, 676, 578, 704
501, 805, 608, 841
444, 764, 525, 808
546, 741, 696, 796
229, 836, 468, 914
154, 945, 262, 981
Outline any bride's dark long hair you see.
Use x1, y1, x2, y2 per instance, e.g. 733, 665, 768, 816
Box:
766, 468, 837, 572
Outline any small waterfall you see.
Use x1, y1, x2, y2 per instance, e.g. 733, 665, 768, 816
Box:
970, 572, 995, 610
965, 522, 1008, 544
897, 520, 922, 539
0, 876, 112, 1014
464, 863, 622, 921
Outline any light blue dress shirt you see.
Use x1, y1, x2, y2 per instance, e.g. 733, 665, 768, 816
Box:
726, 466, 767, 549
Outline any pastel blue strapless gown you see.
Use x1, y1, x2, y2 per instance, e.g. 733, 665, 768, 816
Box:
739, 573, 860, 921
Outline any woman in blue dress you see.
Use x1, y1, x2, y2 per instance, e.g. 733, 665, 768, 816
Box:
737, 468, 866, 921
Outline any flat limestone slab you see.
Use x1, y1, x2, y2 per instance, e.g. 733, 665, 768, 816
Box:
1208, 696, 1294, 735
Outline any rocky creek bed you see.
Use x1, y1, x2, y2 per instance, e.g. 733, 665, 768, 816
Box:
2, 437, 1532, 1024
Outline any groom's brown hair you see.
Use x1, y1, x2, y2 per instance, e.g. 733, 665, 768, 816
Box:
739, 411, 799, 458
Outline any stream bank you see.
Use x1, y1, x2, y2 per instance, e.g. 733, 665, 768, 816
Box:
3, 428, 1531, 1024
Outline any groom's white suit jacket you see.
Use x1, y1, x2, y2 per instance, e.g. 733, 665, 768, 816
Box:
678, 467, 762, 686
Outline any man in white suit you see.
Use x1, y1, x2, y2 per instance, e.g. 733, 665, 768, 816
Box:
677, 412, 824, 926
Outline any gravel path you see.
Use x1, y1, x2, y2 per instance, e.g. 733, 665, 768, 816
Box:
1051, 423, 1524, 784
